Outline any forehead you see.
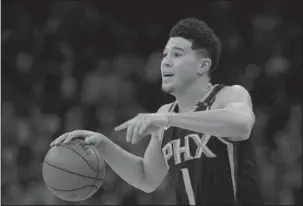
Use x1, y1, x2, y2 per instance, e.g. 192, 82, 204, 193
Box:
165, 37, 193, 51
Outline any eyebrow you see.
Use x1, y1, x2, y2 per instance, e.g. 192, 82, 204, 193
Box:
163, 46, 185, 53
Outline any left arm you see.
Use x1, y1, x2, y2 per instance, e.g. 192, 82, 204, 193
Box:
165, 85, 255, 141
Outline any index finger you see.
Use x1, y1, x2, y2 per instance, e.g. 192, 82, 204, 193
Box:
114, 119, 132, 132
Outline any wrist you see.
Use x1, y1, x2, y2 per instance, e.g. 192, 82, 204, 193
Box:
96, 137, 111, 156
164, 113, 173, 128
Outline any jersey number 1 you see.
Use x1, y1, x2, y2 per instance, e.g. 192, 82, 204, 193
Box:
181, 168, 196, 205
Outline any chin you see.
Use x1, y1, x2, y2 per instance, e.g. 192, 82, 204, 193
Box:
162, 84, 174, 94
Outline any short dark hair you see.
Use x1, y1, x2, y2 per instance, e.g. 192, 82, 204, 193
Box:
169, 18, 221, 76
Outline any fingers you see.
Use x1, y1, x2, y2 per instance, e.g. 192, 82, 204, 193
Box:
50, 133, 69, 147
138, 121, 149, 136
126, 123, 135, 143
114, 119, 132, 132
63, 133, 77, 144
131, 122, 143, 144
85, 136, 99, 146
115, 115, 151, 144
50, 130, 94, 147
63, 130, 92, 144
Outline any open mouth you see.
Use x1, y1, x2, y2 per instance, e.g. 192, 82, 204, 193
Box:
162, 72, 175, 77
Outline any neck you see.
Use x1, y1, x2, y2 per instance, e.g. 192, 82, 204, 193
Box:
174, 78, 213, 113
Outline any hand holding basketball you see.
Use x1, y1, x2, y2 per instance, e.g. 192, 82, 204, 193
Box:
44, 136, 106, 202
50, 130, 107, 148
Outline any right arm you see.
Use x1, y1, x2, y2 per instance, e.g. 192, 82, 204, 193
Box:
96, 104, 171, 193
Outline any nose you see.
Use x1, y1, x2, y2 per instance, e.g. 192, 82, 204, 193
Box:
161, 57, 172, 68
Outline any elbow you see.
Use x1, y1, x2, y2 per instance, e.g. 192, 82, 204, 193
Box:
127, 179, 157, 194
142, 187, 156, 194
239, 116, 254, 140
138, 161, 161, 193
139, 175, 160, 193
140, 183, 157, 193
130, 179, 156, 193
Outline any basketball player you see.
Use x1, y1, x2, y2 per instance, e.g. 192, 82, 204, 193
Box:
51, 18, 263, 205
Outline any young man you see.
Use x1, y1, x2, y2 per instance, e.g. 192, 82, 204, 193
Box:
51, 18, 263, 205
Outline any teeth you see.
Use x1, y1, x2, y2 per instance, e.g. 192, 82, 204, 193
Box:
163, 73, 174, 77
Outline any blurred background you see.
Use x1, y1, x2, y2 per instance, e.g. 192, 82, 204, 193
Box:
1, 0, 301, 205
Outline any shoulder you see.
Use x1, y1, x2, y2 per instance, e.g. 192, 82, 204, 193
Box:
157, 102, 175, 113
214, 85, 253, 108
219, 85, 251, 98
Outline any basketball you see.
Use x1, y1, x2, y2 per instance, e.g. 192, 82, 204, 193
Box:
42, 138, 106, 202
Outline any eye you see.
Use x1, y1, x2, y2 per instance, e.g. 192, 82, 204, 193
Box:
162, 53, 167, 58
173, 52, 182, 57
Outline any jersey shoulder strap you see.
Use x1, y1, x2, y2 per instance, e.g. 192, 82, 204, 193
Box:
168, 101, 176, 112
196, 84, 226, 109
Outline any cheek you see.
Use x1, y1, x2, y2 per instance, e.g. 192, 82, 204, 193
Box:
175, 61, 198, 80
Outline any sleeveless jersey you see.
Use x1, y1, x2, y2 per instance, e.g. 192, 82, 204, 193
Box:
160, 84, 263, 205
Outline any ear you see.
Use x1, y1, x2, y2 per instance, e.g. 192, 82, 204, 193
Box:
198, 58, 212, 75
